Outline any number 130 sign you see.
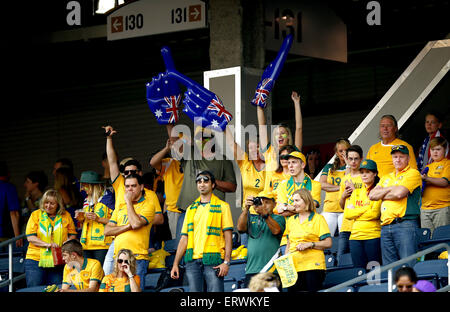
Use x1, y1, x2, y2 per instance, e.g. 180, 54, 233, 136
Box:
107, 0, 206, 41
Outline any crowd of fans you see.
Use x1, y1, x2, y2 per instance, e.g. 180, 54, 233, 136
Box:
0, 98, 448, 292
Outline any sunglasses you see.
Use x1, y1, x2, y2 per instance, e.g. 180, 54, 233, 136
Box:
123, 170, 138, 176
196, 176, 210, 183
117, 259, 129, 264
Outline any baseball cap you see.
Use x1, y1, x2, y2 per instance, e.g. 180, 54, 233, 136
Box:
413, 280, 436, 292
281, 151, 306, 163
390, 145, 409, 155
256, 190, 277, 201
359, 159, 378, 172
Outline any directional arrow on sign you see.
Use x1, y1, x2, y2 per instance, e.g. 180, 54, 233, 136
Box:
111, 16, 123, 33
189, 5, 201, 22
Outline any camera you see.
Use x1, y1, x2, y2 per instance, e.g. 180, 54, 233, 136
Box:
252, 197, 263, 206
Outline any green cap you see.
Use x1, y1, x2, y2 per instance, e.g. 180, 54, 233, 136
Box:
359, 159, 378, 172
390, 145, 409, 155
80, 171, 104, 184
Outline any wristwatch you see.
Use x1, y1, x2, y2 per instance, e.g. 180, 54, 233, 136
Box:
311, 242, 316, 249
223, 260, 230, 266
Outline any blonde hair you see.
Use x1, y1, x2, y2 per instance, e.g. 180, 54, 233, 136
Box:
331, 138, 351, 173
292, 189, 315, 213
249, 272, 280, 292
84, 183, 106, 204
39, 188, 66, 215
113, 249, 137, 277
272, 124, 293, 149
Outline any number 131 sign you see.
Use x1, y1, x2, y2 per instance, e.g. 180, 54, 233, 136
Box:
107, 0, 206, 41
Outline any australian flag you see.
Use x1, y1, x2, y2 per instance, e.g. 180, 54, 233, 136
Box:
251, 78, 274, 108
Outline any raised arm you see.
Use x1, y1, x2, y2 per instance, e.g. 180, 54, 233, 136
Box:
291, 91, 303, 151
257, 106, 269, 152
103, 126, 120, 181
150, 139, 171, 171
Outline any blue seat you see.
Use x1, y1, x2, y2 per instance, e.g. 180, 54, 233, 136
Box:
326, 254, 337, 269
232, 231, 241, 248
163, 239, 178, 254
337, 253, 353, 268
224, 279, 239, 292
419, 225, 450, 251
0, 256, 25, 274
324, 237, 339, 255
319, 286, 356, 292
144, 271, 163, 291
225, 262, 246, 286
159, 285, 189, 292
240, 233, 248, 248
414, 259, 449, 288
322, 267, 366, 289
416, 228, 431, 247
357, 283, 392, 292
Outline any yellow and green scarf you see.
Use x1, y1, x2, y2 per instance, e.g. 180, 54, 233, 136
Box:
80, 197, 112, 248
38, 210, 63, 268
184, 194, 225, 266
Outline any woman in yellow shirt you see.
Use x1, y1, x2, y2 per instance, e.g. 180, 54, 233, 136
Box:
264, 145, 297, 193
285, 189, 332, 292
344, 159, 382, 269
99, 249, 141, 292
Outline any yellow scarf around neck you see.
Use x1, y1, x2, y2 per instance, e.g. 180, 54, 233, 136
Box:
184, 194, 225, 266
38, 210, 64, 268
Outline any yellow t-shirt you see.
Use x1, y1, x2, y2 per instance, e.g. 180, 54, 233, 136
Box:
284, 212, 330, 272
338, 174, 364, 232
99, 274, 141, 292
422, 158, 450, 210
366, 138, 417, 178
112, 174, 162, 215
264, 170, 290, 194
81, 200, 113, 250
276, 175, 322, 208
25, 210, 77, 262
378, 166, 422, 226
109, 194, 157, 260
322, 164, 347, 213
162, 158, 184, 213
344, 186, 381, 240
63, 258, 104, 290
180, 201, 234, 260
262, 145, 279, 173
237, 153, 266, 214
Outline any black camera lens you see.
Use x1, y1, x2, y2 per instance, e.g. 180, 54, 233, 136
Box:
252, 197, 263, 206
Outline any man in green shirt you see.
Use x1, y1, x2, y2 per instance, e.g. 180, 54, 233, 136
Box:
237, 190, 285, 287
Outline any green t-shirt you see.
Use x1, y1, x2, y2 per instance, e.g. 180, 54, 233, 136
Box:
176, 154, 237, 211
245, 213, 285, 274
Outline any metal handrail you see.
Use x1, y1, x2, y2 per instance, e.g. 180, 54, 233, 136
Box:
324, 243, 450, 292
0, 234, 27, 292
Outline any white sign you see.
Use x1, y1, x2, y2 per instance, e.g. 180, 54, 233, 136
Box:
107, 0, 206, 41
265, 0, 347, 63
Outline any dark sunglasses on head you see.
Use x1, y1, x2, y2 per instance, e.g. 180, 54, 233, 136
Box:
391, 145, 402, 151
196, 176, 210, 183
123, 170, 138, 176
117, 259, 129, 264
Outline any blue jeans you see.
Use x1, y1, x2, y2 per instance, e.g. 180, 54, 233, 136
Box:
336, 231, 351, 263
349, 238, 381, 269
102, 241, 115, 276
136, 259, 149, 291
381, 219, 418, 267
185, 259, 224, 292
24, 259, 63, 287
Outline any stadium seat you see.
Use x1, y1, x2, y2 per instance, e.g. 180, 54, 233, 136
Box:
357, 283, 393, 292
159, 285, 189, 292
0, 256, 25, 274
144, 271, 163, 291
232, 231, 241, 249
419, 225, 450, 251
240, 233, 248, 248
163, 239, 178, 254
326, 254, 337, 269
319, 286, 356, 292
225, 262, 246, 286
416, 228, 431, 247
224, 279, 239, 292
337, 253, 353, 268
324, 237, 339, 255
322, 267, 366, 289
414, 259, 449, 288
